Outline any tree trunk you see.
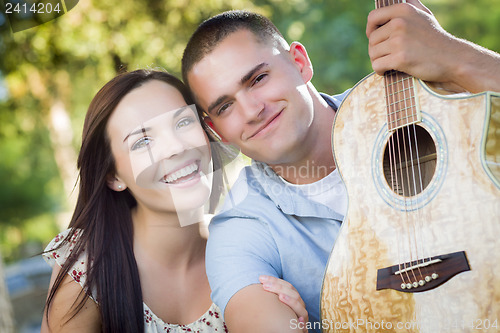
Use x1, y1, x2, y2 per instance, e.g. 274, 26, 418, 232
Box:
0, 252, 14, 333
47, 99, 79, 230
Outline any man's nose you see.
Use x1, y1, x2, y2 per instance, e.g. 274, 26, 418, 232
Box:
236, 91, 265, 123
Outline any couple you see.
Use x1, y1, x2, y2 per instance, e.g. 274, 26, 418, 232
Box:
42, 1, 500, 332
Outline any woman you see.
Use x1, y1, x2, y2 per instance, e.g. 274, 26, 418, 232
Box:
41, 70, 307, 332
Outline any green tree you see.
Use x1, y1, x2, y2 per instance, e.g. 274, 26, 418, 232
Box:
0, 0, 499, 263
259, 0, 374, 93
0, 0, 267, 262
430, 0, 500, 53
263, 0, 500, 93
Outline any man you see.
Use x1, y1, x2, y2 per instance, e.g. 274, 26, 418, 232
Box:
181, 1, 500, 331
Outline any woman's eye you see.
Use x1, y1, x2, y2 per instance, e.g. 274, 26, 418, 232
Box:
177, 117, 195, 129
131, 137, 152, 151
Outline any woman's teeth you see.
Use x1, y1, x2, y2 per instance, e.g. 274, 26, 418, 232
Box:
163, 163, 198, 184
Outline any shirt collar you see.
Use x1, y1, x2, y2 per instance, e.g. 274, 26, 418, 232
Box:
250, 161, 344, 221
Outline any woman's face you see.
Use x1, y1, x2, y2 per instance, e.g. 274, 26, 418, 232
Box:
106, 80, 212, 222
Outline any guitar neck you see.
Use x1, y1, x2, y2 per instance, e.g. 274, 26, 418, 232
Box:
375, 0, 421, 131
375, 0, 406, 9
384, 71, 420, 131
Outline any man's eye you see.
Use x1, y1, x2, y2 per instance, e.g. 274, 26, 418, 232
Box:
253, 73, 267, 86
131, 137, 152, 151
177, 117, 195, 129
217, 102, 232, 116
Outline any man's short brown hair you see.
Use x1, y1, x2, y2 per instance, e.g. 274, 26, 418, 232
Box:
181, 10, 287, 89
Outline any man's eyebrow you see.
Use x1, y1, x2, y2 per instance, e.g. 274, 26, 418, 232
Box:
123, 126, 151, 143
206, 62, 268, 115
207, 94, 230, 115
240, 62, 267, 86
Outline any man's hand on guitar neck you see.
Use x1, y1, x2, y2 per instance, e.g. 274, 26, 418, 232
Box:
366, 0, 500, 94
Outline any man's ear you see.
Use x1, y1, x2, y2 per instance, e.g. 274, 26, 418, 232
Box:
289, 42, 314, 83
203, 116, 229, 143
106, 175, 127, 192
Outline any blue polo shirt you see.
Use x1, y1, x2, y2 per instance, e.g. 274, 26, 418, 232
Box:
206, 92, 348, 332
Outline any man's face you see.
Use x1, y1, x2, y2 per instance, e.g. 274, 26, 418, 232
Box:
187, 29, 315, 166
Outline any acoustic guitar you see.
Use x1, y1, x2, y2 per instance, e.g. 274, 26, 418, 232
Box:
320, 1, 500, 332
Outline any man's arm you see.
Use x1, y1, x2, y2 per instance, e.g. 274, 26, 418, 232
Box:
260, 275, 309, 324
206, 215, 308, 332
366, 0, 500, 93
225, 284, 303, 333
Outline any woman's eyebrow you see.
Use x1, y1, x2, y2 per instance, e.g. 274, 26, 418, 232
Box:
122, 106, 193, 142
173, 105, 191, 118
123, 126, 151, 143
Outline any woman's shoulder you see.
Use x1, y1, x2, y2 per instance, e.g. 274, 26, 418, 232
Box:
42, 228, 89, 289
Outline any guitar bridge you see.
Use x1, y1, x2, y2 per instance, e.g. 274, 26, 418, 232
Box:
376, 251, 470, 293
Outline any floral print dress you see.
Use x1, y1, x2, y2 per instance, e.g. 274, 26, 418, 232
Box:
43, 229, 228, 333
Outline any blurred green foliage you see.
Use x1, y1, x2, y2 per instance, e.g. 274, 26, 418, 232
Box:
0, 0, 499, 263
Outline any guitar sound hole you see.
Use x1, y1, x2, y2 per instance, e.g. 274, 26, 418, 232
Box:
383, 125, 437, 197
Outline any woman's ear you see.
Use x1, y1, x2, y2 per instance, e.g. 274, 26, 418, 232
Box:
106, 175, 127, 192
204, 116, 229, 143
289, 42, 314, 83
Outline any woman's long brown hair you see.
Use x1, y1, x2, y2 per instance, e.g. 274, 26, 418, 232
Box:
44, 69, 224, 332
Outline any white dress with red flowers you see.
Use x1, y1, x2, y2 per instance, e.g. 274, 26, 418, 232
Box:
43, 229, 228, 333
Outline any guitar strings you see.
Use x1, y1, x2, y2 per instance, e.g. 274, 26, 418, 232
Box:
379, 0, 410, 284
384, 72, 406, 286
411, 121, 432, 281
380, 0, 438, 290
380, 0, 440, 292
403, 74, 432, 281
401, 74, 427, 285
385, 71, 413, 287
393, 73, 420, 286
400, 72, 437, 284
386, 70, 434, 288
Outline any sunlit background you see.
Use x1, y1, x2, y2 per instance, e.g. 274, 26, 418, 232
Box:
0, 0, 499, 331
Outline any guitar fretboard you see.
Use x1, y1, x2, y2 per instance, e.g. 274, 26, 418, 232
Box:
375, 0, 420, 131
375, 0, 405, 8
384, 70, 420, 131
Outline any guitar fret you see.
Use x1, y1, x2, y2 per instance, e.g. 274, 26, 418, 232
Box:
386, 79, 413, 87
388, 107, 416, 113
384, 67, 420, 131
387, 111, 418, 118
388, 97, 415, 105
388, 114, 418, 123
388, 103, 416, 108
387, 106, 416, 115
386, 86, 414, 93
376, 0, 403, 9
387, 89, 415, 98
386, 86, 411, 91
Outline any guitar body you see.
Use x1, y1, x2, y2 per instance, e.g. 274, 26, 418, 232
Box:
320, 72, 500, 332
